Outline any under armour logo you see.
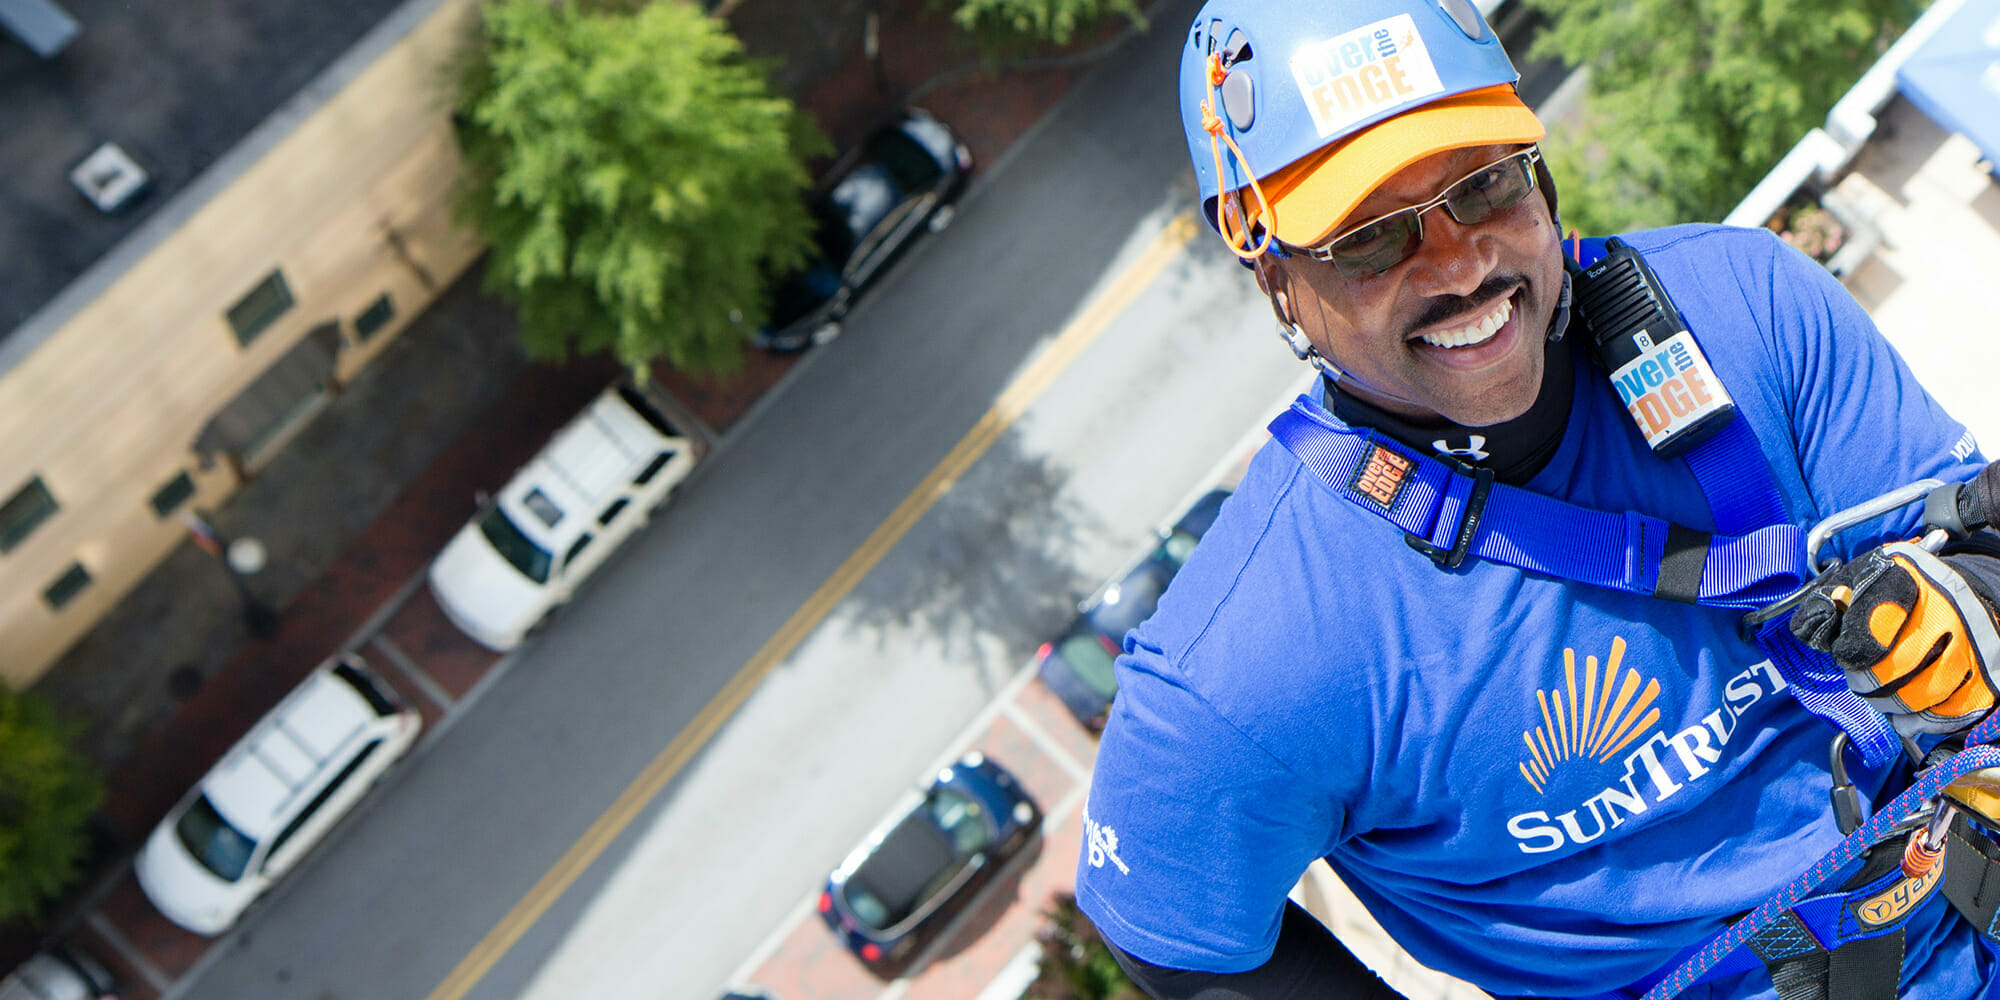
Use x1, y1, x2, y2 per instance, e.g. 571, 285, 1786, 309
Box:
1082, 806, 1129, 874
1433, 435, 1490, 462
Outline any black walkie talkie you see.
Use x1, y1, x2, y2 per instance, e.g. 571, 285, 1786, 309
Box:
1572, 238, 1736, 458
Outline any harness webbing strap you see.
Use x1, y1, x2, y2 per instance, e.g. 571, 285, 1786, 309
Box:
1267, 393, 1907, 770
1656, 525, 1710, 603
1639, 745, 2000, 1000
1743, 926, 1902, 1000
1766, 949, 1831, 1000
1944, 826, 2000, 941
1827, 930, 1904, 1000
1267, 398, 1812, 608
1744, 832, 1918, 1000
1682, 418, 1790, 535
1754, 616, 1902, 769
1745, 909, 1822, 969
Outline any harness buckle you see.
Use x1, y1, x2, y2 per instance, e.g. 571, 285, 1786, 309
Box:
1405, 460, 1495, 569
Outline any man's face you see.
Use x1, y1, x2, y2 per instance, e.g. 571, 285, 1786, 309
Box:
1260, 143, 1564, 427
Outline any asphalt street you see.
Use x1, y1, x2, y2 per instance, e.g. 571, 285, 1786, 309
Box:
168, 2, 1306, 997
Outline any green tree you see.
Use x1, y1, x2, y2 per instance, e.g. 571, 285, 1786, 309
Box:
1526, 0, 1921, 232
946, 0, 1146, 50
1028, 893, 1146, 1000
1540, 116, 1681, 236
0, 687, 103, 924
452, 0, 827, 375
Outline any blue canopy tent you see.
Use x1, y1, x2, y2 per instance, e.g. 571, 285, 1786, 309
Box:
1896, 0, 2000, 175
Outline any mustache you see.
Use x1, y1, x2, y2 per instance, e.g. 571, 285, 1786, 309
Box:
1402, 274, 1525, 340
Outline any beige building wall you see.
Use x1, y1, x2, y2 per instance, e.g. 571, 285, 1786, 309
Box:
0, 0, 485, 688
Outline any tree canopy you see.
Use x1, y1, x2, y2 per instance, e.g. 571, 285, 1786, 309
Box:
945, 0, 1146, 49
0, 687, 103, 924
1525, 0, 1922, 233
452, 0, 827, 375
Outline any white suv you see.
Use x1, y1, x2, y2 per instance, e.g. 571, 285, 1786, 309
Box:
429, 383, 699, 650
135, 654, 421, 935
0, 944, 118, 1000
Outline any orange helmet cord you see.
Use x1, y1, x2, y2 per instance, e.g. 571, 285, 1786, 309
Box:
1201, 53, 1273, 261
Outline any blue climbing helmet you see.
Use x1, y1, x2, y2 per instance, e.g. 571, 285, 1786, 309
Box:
1179, 0, 1545, 258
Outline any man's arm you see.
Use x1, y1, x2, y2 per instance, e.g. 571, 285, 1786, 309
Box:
1108, 899, 1409, 1000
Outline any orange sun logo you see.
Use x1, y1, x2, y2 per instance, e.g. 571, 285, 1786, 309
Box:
1518, 637, 1661, 794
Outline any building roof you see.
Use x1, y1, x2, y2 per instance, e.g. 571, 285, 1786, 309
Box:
0, 0, 422, 367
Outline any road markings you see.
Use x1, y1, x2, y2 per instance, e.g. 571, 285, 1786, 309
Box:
340, 572, 427, 653
86, 910, 172, 994
977, 944, 1047, 1000
368, 634, 458, 712
1001, 701, 1092, 785
421, 212, 1200, 1000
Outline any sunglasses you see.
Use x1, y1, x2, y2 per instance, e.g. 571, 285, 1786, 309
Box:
1288, 147, 1542, 278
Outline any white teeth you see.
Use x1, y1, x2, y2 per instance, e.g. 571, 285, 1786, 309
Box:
1419, 297, 1512, 349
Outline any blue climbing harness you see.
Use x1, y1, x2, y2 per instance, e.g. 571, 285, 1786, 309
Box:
1265, 236, 2000, 1000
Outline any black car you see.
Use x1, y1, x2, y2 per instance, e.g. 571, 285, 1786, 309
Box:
1036, 488, 1232, 731
819, 752, 1041, 978
755, 109, 973, 351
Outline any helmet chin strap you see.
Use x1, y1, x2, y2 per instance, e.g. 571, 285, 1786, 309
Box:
1276, 319, 1430, 411
1270, 284, 1434, 411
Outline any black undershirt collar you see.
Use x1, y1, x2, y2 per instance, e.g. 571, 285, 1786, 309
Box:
1327, 278, 1577, 487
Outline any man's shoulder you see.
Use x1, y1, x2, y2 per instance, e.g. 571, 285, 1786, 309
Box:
1584, 223, 1816, 371
1137, 437, 1426, 673
1613, 222, 1785, 255
1186, 435, 1417, 583
1587, 223, 1772, 281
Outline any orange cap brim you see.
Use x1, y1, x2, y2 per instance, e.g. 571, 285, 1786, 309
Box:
1241, 85, 1545, 249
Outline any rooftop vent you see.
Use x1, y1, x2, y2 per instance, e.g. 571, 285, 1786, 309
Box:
70, 141, 149, 214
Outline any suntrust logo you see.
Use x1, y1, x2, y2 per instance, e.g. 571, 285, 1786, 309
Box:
1506, 645, 1789, 855
1517, 637, 1661, 795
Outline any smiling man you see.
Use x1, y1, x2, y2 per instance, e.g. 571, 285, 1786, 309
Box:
1073, 1, 2000, 999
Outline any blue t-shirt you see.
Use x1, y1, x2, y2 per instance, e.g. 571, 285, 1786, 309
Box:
1075, 225, 1989, 999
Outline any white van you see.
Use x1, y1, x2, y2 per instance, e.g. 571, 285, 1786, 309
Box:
428, 383, 699, 651
135, 654, 421, 936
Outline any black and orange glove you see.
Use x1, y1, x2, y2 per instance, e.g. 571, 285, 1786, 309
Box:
1791, 542, 2000, 740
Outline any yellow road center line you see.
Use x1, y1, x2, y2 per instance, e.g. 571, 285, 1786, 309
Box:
424, 211, 1198, 1000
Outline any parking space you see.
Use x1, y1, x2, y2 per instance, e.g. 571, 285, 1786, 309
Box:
65, 576, 513, 1000
735, 659, 1096, 1000
375, 587, 503, 706
68, 524, 1121, 1000
82, 876, 198, 999
60, 383, 1294, 1000
725, 421, 1299, 1000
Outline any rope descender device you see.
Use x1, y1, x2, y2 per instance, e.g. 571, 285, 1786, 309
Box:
1202, 52, 1274, 261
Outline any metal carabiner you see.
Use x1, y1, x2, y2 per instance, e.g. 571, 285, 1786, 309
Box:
1741, 479, 1948, 631
1828, 733, 1865, 835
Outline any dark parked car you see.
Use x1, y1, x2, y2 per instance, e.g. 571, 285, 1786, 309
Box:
819, 752, 1041, 977
755, 108, 973, 351
1036, 488, 1232, 731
